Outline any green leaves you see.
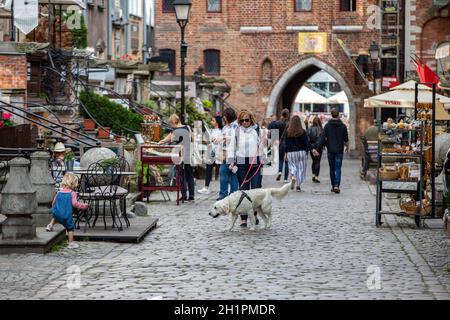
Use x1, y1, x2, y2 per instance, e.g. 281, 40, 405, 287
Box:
79, 91, 144, 134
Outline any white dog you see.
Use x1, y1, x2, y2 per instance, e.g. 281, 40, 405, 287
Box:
209, 183, 291, 231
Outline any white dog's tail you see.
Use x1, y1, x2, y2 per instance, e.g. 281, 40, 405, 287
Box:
270, 183, 291, 200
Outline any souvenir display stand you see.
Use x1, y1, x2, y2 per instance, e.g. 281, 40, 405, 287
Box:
140, 145, 184, 205
374, 83, 440, 228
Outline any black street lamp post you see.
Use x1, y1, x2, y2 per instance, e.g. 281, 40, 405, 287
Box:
173, 0, 192, 125
369, 41, 380, 94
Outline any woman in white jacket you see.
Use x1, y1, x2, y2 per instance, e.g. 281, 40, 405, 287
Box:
231, 110, 263, 227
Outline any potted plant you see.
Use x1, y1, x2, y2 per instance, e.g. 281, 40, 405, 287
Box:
64, 150, 75, 172
83, 118, 96, 131
98, 127, 110, 139
100, 157, 120, 174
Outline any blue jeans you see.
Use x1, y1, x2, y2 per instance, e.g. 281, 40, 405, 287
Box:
327, 153, 344, 188
219, 163, 238, 200
278, 144, 289, 180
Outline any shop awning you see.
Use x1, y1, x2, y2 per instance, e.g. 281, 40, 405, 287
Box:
436, 43, 450, 60
295, 86, 328, 104
364, 80, 450, 109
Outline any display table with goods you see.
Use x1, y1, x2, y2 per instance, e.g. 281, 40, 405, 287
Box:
139, 145, 184, 205
366, 82, 447, 228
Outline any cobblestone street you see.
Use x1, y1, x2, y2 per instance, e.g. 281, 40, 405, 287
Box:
0, 158, 449, 300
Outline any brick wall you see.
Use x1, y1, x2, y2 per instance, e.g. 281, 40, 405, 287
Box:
0, 55, 27, 90
155, 0, 380, 150
408, 0, 450, 71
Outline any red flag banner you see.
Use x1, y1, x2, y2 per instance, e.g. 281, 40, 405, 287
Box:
411, 55, 441, 88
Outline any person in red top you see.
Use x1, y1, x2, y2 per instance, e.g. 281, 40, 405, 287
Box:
46, 173, 89, 249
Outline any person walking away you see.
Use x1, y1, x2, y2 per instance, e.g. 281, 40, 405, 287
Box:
46, 173, 89, 249
284, 116, 318, 192
320, 108, 349, 194
199, 115, 223, 195
268, 108, 290, 182
159, 114, 196, 201
231, 110, 262, 227
308, 116, 324, 183
215, 108, 239, 200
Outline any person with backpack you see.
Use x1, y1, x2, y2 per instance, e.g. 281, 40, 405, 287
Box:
308, 116, 324, 183
320, 108, 349, 194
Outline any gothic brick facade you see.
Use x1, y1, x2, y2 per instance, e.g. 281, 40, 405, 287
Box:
155, 0, 385, 150
405, 1, 450, 73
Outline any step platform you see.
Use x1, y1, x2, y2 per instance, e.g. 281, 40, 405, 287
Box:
0, 215, 66, 254
74, 216, 158, 243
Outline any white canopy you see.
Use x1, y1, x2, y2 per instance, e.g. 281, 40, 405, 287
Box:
364, 80, 450, 109
436, 43, 450, 60
327, 91, 348, 104
295, 86, 328, 104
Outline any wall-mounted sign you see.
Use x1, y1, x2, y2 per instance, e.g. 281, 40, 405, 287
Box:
298, 32, 327, 54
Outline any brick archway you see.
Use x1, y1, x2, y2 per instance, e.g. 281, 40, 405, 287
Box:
266, 57, 357, 150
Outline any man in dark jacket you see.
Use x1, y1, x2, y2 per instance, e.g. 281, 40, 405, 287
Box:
268, 108, 290, 182
321, 108, 349, 194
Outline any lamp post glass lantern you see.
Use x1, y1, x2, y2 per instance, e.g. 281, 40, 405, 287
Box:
369, 41, 380, 94
174, 0, 192, 125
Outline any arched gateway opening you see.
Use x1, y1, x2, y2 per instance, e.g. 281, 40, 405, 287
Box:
267, 57, 357, 150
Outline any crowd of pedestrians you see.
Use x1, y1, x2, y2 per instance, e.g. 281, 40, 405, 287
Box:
159, 105, 349, 226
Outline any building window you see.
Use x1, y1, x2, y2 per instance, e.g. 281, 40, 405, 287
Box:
207, 0, 221, 12
204, 50, 220, 75
160, 49, 176, 75
162, 0, 175, 13
262, 59, 273, 82
130, 22, 140, 53
340, 0, 356, 11
295, 0, 312, 11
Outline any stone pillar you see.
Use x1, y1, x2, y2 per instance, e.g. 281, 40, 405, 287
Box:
30, 151, 56, 226
0, 158, 37, 240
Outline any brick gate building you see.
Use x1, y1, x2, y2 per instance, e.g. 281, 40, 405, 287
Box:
155, 0, 385, 151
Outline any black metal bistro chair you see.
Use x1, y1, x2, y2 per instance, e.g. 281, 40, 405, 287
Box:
78, 161, 125, 231
113, 156, 131, 228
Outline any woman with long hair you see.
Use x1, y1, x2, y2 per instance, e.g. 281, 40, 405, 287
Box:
284, 115, 318, 192
308, 116, 324, 183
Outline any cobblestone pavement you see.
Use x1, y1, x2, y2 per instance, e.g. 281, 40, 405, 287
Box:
0, 158, 448, 300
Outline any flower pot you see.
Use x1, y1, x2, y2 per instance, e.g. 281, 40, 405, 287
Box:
83, 118, 96, 131
98, 127, 110, 139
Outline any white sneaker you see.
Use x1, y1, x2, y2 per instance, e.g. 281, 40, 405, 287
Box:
198, 187, 210, 195
68, 242, 79, 249
46, 224, 54, 232
284, 179, 289, 183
